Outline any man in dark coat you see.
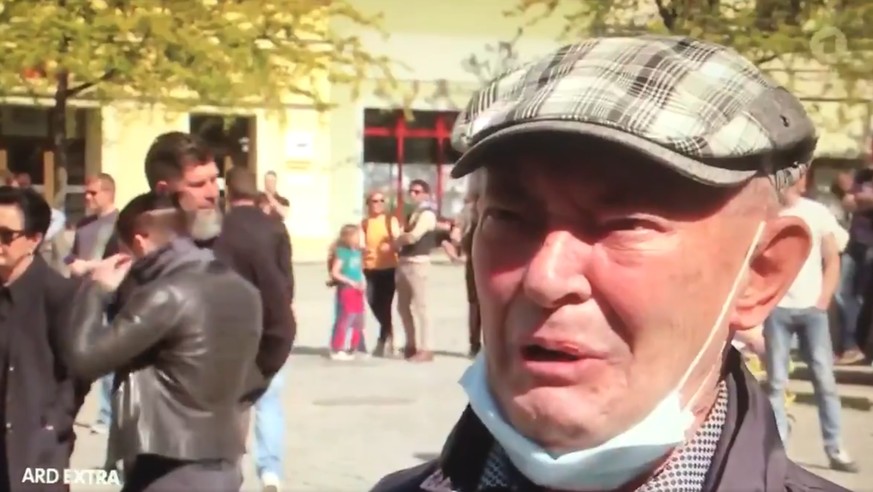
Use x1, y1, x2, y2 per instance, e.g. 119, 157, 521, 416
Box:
141, 132, 294, 394
373, 36, 849, 492
0, 186, 88, 492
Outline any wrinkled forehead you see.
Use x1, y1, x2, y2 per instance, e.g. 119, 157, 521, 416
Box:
481, 135, 740, 215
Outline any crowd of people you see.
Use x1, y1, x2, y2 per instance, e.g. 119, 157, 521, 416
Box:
0, 32, 871, 492
1, 132, 296, 492
326, 179, 476, 362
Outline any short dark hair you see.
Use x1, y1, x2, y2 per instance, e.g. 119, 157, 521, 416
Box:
116, 191, 188, 246
225, 167, 259, 201
0, 186, 52, 237
409, 179, 430, 194
144, 132, 213, 189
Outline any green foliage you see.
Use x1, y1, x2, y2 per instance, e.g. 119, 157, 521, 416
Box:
509, 0, 873, 94
0, 0, 394, 109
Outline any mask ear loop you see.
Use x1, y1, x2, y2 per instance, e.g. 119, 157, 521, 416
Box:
678, 221, 766, 411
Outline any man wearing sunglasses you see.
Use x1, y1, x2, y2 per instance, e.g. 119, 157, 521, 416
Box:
394, 179, 438, 362
0, 186, 86, 492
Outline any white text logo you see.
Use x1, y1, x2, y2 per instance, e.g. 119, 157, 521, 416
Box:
21, 467, 122, 486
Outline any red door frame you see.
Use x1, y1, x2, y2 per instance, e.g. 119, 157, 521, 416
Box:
363, 111, 454, 218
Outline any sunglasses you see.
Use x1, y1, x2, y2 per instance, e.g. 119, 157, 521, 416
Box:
0, 227, 25, 246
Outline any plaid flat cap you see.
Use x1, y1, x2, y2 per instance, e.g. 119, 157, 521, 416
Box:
450, 35, 817, 188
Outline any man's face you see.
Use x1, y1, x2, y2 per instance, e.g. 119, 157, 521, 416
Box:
13, 174, 30, 188
408, 184, 427, 204
84, 179, 113, 214
264, 173, 277, 194
836, 172, 853, 193
474, 150, 808, 452
167, 161, 220, 211
161, 161, 221, 241
367, 193, 386, 214
0, 205, 38, 270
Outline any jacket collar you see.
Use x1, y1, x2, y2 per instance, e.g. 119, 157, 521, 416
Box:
429, 348, 789, 492
129, 237, 214, 284
5, 254, 49, 304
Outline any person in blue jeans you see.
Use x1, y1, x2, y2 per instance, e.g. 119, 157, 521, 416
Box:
833, 248, 864, 363
764, 175, 857, 473
93, 374, 113, 433
254, 369, 285, 492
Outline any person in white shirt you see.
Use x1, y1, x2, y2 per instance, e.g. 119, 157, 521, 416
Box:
764, 172, 857, 473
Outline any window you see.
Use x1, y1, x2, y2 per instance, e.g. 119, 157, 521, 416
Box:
362, 109, 460, 217
189, 114, 253, 175
363, 136, 396, 164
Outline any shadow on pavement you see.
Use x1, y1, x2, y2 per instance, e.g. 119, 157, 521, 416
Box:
292, 346, 329, 357
413, 452, 439, 463
796, 462, 831, 472
290, 346, 474, 361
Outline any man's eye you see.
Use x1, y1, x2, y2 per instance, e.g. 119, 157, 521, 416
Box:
598, 217, 661, 233
486, 208, 524, 224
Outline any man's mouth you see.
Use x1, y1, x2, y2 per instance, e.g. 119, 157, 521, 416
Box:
521, 342, 586, 362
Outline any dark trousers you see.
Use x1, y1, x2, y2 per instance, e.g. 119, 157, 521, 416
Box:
364, 268, 396, 343
122, 455, 240, 492
465, 258, 481, 351
849, 241, 873, 355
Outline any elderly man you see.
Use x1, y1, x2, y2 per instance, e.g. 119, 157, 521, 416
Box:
373, 36, 846, 492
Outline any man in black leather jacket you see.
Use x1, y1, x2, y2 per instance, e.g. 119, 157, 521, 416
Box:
143, 132, 294, 398
65, 192, 262, 492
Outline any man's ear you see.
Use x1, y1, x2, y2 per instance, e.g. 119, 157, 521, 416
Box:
730, 216, 811, 330
154, 181, 168, 194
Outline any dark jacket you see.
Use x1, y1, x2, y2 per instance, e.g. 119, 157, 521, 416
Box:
213, 205, 295, 382
371, 349, 848, 492
65, 239, 262, 464
3, 256, 87, 492
271, 215, 294, 299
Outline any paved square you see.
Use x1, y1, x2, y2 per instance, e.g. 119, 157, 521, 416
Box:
70, 264, 873, 490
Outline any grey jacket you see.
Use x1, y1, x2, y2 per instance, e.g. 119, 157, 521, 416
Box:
65, 239, 262, 463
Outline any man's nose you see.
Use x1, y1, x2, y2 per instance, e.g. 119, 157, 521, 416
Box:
205, 181, 219, 202
522, 231, 592, 308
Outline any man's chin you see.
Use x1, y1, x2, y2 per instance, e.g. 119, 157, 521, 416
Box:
506, 387, 611, 452
190, 209, 223, 241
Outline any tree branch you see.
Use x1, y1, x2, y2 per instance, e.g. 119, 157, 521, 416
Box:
753, 53, 782, 65
66, 69, 116, 97
653, 0, 677, 31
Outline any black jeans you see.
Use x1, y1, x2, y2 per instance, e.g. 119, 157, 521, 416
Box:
849, 241, 873, 355
364, 268, 396, 343
122, 455, 240, 492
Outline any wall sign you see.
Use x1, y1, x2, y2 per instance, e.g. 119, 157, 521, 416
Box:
285, 131, 315, 161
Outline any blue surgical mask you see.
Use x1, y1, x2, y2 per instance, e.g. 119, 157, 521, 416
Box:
460, 222, 765, 491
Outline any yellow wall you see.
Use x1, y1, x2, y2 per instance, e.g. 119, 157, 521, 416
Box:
100, 103, 188, 209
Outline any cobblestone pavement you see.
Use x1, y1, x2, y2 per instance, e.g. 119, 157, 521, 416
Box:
70, 264, 873, 491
